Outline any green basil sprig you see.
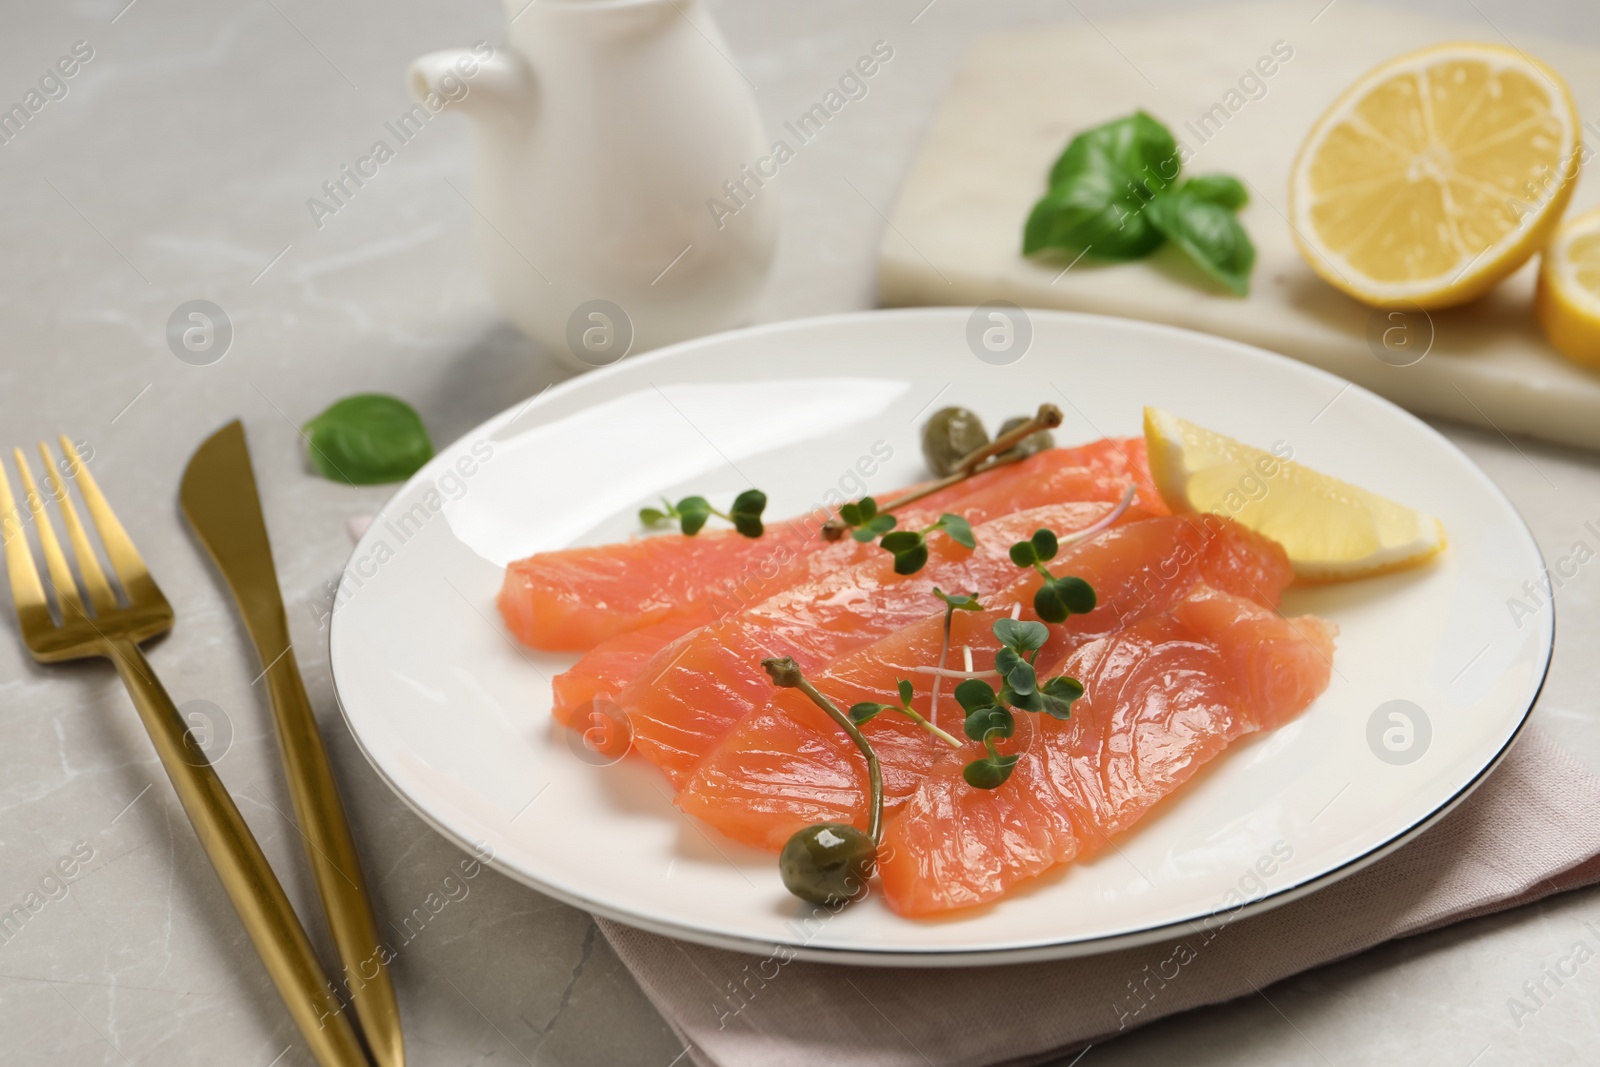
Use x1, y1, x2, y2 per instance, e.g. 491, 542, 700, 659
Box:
1022, 111, 1256, 295
302, 394, 434, 485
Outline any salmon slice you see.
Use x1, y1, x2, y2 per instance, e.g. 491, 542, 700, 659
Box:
502, 439, 1161, 652
677, 515, 1293, 850
547, 438, 1164, 714
617, 498, 1156, 786
875, 584, 1335, 917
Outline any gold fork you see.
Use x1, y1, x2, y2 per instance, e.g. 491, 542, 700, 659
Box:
0, 438, 370, 1067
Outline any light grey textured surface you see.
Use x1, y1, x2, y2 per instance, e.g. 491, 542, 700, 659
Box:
1, 1, 1598, 1065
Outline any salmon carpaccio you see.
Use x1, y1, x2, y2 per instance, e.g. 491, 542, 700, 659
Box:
676, 515, 1296, 851
876, 584, 1335, 916
547, 439, 1164, 721
500, 439, 1159, 652
617, 497, 1160, 786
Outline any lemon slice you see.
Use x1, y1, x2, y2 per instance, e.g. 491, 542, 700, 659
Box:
1289, 42, 1580, 310
1144, 407, 1445, 582
1536, 206, 1600, 368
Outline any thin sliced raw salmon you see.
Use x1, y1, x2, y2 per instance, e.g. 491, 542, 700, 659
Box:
548, 438, 1163, 716
875, 584, 1335, 916
502, 439, 1160, 652
618, 499, 1152, 786
677, 515, 1293, 850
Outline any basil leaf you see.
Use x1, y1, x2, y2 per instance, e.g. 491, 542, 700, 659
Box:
1024, 112, 1179, 259
1148, 186, 1256, 296
302, 394, 434, 485
1048, 111, 1178, 194
1182, 174, 1248, 210
1023, 169, 1165, 260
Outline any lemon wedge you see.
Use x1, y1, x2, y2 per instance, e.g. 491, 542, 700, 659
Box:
1289, 42, 1580, 310
1144, 407, 1445, 582
1536, 206, 1600, 368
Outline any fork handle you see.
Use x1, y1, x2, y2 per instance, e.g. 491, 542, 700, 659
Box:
106, 636, 371, 1067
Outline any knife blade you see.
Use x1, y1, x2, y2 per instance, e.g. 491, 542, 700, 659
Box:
181, 419, 402, 1067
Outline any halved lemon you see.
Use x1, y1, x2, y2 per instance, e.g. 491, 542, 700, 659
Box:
1536, 205, 1600, 368
1289, 42, 1580, 310
1144, 407, 1445, 582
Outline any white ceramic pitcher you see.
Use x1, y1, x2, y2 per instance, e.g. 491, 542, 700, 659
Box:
410, 0, 779, 370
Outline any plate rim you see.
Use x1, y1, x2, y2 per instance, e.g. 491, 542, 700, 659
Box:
329, 305, 1554, 966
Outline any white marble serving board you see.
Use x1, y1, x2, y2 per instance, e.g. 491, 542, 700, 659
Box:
877, 1, 1600, 450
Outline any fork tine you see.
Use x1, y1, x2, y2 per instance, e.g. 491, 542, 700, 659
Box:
57, 437, 158, 605
0, 454, 49, 621
13, 447, 84, 621
40, 442, 118, 614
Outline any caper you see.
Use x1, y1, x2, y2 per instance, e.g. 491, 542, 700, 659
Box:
779, 822, 877, 906
996, 415, 1055, 461
921, 406, 989, 477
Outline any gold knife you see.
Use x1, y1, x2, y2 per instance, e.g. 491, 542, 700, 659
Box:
181, 420, 402, 1067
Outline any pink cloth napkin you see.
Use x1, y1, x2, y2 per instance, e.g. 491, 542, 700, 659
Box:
598, 726, 1600, 1067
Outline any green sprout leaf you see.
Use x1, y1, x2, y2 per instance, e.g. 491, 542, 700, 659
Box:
963, 736, 1020, 789
852, 514, 897, 542
1035, 575, 1097, 623
897, 679, 915, 707
954, 678, 999, 712
676, 496, 713, 536
963, 703, 1015, 743
1039, 675, 1085, 720
1030, 528, 1059, 562
730, 489, 768, 538
994, 647, 1038, 698
937, 514, 976, 550
1009, 540, 1038, 567
891, 543, 929, 575
639, 506, 670, 527
993, 617, 1049, 653
302, 394, 435, 485
933, 588, 983, 612
849, 702, 888, 725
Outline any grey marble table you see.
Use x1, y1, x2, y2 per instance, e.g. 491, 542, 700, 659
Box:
3, 0, 1599, 1064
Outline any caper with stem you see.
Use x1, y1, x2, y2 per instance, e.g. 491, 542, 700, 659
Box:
921, 406, 990, 477
995, 415, 1056, 461
762, 656, 883, 907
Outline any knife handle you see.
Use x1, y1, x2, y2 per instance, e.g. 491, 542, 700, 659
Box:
107, 637, 370, 1067
263, 645, 404, 1067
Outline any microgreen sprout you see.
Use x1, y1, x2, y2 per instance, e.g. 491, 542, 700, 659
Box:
821, 403, 1064, 542
762, 656, 882, 906
641, 489, 767, 538
838, 496, 897, 542
877, 513, 976, 575
929, 587, 983, 734
910, 615, 1088, 789
1009, 528, 1098, 623
848, 677, 964, 749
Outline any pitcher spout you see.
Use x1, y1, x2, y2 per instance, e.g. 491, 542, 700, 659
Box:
407, 43, 529, 122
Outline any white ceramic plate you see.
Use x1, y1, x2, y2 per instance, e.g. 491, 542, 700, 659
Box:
330, 308, 1551, 966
